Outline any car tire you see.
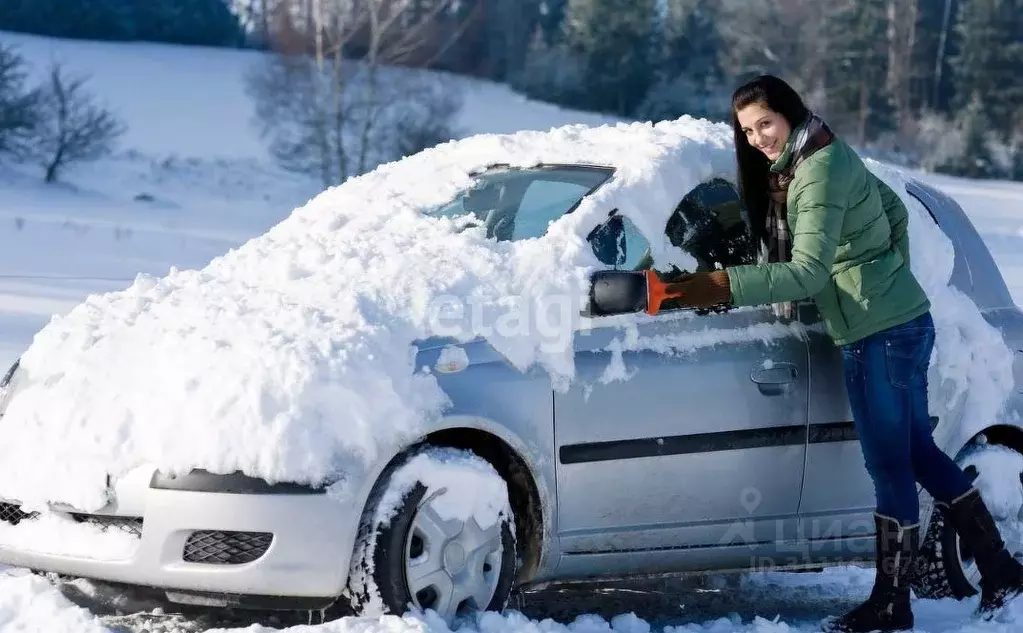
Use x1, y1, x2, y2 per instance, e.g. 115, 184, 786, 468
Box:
344, 445, 517, 621
912, 443, 1023, 600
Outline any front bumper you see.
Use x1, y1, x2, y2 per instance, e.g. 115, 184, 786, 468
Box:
0, 484, 357, 608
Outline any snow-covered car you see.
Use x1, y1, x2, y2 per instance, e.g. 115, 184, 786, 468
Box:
0, 118, 1022, 623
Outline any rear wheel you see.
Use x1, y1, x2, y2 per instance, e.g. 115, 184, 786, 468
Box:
912, 443, 1023, 599
344, 445, 517, 622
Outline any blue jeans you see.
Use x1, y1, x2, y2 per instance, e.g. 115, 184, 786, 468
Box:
840, 311, 973, 526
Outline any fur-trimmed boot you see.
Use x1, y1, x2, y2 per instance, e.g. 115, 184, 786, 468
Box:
824, 513, 918, 632
942, 487, 1023, 618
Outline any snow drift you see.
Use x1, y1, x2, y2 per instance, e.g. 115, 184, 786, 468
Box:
0, 116, 1013, 512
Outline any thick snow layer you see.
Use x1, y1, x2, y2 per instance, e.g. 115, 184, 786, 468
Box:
0, 117, 740, 511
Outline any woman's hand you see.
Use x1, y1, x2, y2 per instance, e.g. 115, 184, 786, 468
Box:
663, 270, 732, 309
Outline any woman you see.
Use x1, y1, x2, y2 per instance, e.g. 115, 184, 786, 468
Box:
665, 74, 1023, 632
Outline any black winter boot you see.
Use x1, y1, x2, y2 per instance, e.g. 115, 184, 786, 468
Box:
942, 487, 1023, 618
824, 513, 918, 633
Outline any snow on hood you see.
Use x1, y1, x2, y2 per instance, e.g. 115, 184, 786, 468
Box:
0, 117, 739, 511
0, 117, 1013, 513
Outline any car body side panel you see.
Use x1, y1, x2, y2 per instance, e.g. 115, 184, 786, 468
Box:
552, 307, 808, 577
905, 179, 1013, 310
408, 340, 562, 582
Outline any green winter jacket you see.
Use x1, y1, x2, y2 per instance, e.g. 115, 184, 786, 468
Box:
725, 137, 931, 346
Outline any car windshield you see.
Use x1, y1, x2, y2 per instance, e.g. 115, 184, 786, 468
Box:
425, 165, 614, 241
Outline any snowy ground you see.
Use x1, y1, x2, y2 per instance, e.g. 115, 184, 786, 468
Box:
3, 29, 1023, 633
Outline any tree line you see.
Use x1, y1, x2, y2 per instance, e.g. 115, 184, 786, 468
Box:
3, 0, 1021, 182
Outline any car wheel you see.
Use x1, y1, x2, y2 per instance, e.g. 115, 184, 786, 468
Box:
344, 445, 517, 622
913, 443, 1023, 600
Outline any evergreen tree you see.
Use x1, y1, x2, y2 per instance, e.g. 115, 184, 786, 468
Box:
636, 0, 728, 122
952, 0, 1023, 140
912, 0, 959, 114
561, 0, 656, 115
480, 0, 543, 80
0, 0, 135, 41
0, 0, 242, 47
821, 0, 895, 144
510, 25, 586, 107
937, 95, 1001, 178
133, 0, 244, 47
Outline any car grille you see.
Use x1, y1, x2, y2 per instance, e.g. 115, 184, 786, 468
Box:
0, 501, 38, 525
70, 513, 144, 538
0, 502, 143, 537
183, 530, 273, 565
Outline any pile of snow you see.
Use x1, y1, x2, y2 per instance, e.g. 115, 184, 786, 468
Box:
374, 447, 509, 529
0, 572, 109, 633
0, 117, 1014, 516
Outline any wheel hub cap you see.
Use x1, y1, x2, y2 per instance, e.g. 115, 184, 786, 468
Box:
443, 542, 467, 574
404, 492, 504, 620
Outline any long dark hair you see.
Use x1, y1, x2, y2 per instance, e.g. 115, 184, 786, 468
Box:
731, 75, 810, 245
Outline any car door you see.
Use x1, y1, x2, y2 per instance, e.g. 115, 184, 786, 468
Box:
554, 178, 809, 560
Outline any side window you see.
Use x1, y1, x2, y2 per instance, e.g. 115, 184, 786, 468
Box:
425, 166, 613, 242
664, 178, 757, 273
512, 180, 594, 240
586, 213, 650, 270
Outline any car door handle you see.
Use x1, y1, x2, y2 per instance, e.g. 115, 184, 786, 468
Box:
751, 363, 798, 395
751, 364, 798, 384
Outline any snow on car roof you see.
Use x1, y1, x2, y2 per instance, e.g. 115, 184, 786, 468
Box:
0, 116, 1013, 512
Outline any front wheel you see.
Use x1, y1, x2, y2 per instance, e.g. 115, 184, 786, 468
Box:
344, 445, 517, 622
912, 443, 1023, 600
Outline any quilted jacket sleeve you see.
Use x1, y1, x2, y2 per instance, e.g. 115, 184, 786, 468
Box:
726, 148, 848, 307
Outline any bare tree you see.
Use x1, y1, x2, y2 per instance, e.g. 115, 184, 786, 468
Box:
247, 0, 468, 186
0, 43, 39, 161
27, 63, 126, 182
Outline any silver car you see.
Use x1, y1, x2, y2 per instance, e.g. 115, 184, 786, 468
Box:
1, 163, 1021, 623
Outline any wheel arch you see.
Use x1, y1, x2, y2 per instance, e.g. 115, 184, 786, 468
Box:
420, 426, 545, 585
354, 417, 552, 587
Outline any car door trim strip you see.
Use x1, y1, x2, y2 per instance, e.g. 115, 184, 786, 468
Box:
558, 418, 937, 464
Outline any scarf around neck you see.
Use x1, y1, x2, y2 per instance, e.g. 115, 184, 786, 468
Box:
762, 113, 834, 265
760, 113, 834, 319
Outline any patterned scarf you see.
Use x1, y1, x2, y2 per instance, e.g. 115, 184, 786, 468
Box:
761, 113, 834, 317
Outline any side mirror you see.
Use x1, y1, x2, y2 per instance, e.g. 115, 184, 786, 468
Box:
586, 270, 685, 317
587, 215, 625, 266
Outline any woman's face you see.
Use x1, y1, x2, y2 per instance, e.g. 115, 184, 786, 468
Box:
736, 101, 792, 162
